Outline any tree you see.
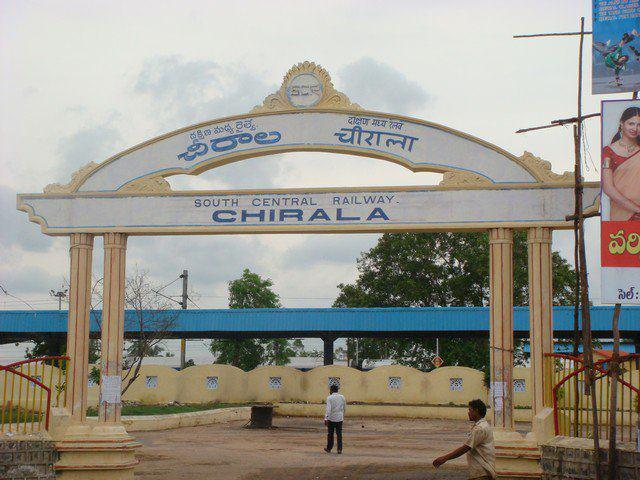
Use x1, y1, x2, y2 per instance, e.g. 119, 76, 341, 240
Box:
210, 269, 295, 370
25, 337, 66, 359
89, 271, 178, 395
120, 270, 177, 394
335, 232, 577, 373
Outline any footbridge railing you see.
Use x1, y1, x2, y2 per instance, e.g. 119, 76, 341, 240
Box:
544, 353, 640, 443
0, 356, 69, 434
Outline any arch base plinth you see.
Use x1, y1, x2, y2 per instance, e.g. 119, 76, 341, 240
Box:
54, 422, 140, 480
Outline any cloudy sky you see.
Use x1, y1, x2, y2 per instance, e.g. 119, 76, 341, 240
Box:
0, 0, 622, 312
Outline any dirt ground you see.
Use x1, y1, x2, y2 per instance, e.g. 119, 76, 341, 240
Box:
134, 416, 527, 479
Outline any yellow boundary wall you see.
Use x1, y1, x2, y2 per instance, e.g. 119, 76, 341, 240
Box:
77, 364, 533, 408
1, 364, 534, 411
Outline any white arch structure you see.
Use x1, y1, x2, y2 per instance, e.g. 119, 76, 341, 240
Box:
17, 62, 598, 479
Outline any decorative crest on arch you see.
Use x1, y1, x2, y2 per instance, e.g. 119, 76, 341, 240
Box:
251, 61, 362, 113
43, 161, 99, 194
438, 171, 492, 187
517, 151, 574, 183
119, 176, 172, 193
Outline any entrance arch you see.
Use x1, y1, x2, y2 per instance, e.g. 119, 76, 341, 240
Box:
17, 61, 600, 479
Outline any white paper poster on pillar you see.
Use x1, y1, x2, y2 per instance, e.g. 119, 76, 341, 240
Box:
101, 375, 122, 405
491, 381, 506, 412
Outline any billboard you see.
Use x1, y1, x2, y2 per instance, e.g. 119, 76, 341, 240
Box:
601, 100, 640, 304
592, 0, 640, 94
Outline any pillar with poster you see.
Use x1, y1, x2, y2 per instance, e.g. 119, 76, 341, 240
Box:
600, 99, 640, 304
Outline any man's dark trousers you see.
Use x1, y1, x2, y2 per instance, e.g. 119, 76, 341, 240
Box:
326, 421, 343, 452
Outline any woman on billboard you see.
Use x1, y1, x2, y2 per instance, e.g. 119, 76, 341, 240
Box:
602, 106, 640, 221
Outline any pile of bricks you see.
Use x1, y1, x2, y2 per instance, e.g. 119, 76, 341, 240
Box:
0, 439, 58, 480
541, 436, 640, 480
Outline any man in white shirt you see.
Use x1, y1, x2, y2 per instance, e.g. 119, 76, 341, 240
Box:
432, 399, 496, 479
324, 384, 346, 454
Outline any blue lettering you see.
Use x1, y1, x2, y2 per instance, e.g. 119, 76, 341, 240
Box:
367, 208, 389, 221
279, 209, 304, 221
308, 208, 331, 221
212, 210, 237, 223
241, 210, 266, 222
336, 208, 360, 221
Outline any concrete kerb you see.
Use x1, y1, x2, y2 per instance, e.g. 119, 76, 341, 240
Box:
75, 404, 531, 433
85, 406, 252, 432
276, 403, 533, 422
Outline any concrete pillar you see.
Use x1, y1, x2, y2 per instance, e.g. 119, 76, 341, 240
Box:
527, 227, 554, 414
489, 228, 514, 430
99, 233, 127, 423
323, 337, 335, 366
65, 233, 94, 421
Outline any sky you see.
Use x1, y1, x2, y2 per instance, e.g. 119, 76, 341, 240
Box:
0, 0, 627, 313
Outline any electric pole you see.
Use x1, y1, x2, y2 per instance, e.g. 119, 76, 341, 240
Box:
49, 286, 68, 310
180, 270, 188, 369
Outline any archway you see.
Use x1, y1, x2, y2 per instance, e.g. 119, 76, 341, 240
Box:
16, 61, 600, 479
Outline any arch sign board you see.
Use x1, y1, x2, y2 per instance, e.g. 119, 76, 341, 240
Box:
17, 62, 599, 235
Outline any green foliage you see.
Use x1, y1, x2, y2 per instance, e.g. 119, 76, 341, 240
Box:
210, 269, 295, 370
334, 232, 577, 372
25, 337, 66, 359
262, 338, 296, 366
125, 340, 165, 358
228, 268, 281, 309
89, 366, 101, 386
88, 340, 100, 364
210, 338, 265, 371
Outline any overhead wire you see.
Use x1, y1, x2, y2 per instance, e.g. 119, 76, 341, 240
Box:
154, 276, 182, 294
0, 285, 37, 311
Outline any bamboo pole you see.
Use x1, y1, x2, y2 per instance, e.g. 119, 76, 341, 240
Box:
516, 112, 600, 134
514, 31, 592, 38
573, 17, 601, 477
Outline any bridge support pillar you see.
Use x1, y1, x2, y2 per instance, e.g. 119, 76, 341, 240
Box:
322, 337, 336, 366
527, 227, 553, 416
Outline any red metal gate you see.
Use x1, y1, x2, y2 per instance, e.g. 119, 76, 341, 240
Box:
545, 353, 640, 442
0, 356, 69, 433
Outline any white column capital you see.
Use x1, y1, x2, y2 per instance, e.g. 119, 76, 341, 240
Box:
489, 227, 513, 244
70, 233, 94, 249
527, 227, 552, 245
103, 232, 127, 249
